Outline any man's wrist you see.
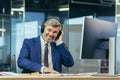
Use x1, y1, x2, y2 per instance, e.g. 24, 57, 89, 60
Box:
56, 41, 63, 45
40, 66, 45, 73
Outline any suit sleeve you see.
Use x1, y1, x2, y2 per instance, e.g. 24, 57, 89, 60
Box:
57, 42, 74, 67
17, 39, 42, 72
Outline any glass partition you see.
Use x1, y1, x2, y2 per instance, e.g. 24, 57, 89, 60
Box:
0, 0, 11, 71
10, 0, 70, 73
69, 0, 116, 74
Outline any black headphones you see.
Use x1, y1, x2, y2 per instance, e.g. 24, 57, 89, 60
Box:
41, 17, 62, 33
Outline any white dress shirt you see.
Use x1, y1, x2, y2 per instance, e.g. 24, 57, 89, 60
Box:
40, 35, 63, 73
40, 36, 53, 71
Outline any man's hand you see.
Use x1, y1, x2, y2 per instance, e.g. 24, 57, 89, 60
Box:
43, 67, 60, 74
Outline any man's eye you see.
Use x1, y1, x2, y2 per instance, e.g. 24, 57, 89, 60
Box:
53, 31, 58, 34
48, 29, 51, 32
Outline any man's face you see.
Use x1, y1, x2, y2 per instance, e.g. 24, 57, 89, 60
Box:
42, 25, 60, 42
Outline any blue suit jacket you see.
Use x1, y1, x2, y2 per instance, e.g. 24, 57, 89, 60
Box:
17, 36, 74, 73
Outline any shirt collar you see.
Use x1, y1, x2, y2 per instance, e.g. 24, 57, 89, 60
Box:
40, 35, 49, 46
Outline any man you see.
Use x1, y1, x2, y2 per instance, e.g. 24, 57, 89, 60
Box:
17, 17, 74, 74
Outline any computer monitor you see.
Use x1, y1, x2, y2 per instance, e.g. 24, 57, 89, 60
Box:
80, 17, 118, 59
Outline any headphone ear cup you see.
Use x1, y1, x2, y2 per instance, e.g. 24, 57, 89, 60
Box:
41, 26, 44, 33
41, 18, 48, 33
41, 23, 45, 33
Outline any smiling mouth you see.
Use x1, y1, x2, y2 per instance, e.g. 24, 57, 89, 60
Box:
49, 35, 54, 38
48, 36, 54, 40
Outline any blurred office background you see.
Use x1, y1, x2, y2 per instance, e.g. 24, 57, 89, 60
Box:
0, 0, 120, 74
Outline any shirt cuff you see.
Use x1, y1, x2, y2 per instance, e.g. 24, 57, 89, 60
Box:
56, 41, 63, 45
40, 66, 45, 73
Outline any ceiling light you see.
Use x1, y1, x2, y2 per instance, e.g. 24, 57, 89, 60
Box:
59, 7, 69, 11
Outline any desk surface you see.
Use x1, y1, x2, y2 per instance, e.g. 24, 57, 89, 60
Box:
0, 74, 120, 80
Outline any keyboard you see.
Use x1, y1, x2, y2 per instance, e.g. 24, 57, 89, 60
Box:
92, 73, 117, 77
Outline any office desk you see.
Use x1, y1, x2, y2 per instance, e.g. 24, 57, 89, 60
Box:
0, 75, 120, 80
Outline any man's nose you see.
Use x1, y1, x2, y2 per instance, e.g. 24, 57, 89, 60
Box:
49, 31, 54, 35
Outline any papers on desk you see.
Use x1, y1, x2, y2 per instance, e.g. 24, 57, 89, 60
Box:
40, 72, 98, 76
0, 72, 19, 76
61, 72, 98, 76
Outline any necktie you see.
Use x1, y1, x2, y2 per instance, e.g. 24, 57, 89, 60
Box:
44, 43, 49, 67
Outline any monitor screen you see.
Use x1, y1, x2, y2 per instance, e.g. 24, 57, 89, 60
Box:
80, 17, 118, 59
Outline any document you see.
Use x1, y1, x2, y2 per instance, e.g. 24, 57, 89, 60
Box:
0, 72, 19, 76
40, 72, 98, 76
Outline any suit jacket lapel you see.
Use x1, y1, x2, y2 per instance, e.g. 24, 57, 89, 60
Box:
35, 36, 41, 63
51, 42, 57, 68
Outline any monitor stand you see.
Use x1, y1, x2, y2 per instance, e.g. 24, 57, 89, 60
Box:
108, 37, 115, 75
92, 37, 116, 77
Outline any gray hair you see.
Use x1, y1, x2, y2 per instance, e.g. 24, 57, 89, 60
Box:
44, 18, 62, 28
